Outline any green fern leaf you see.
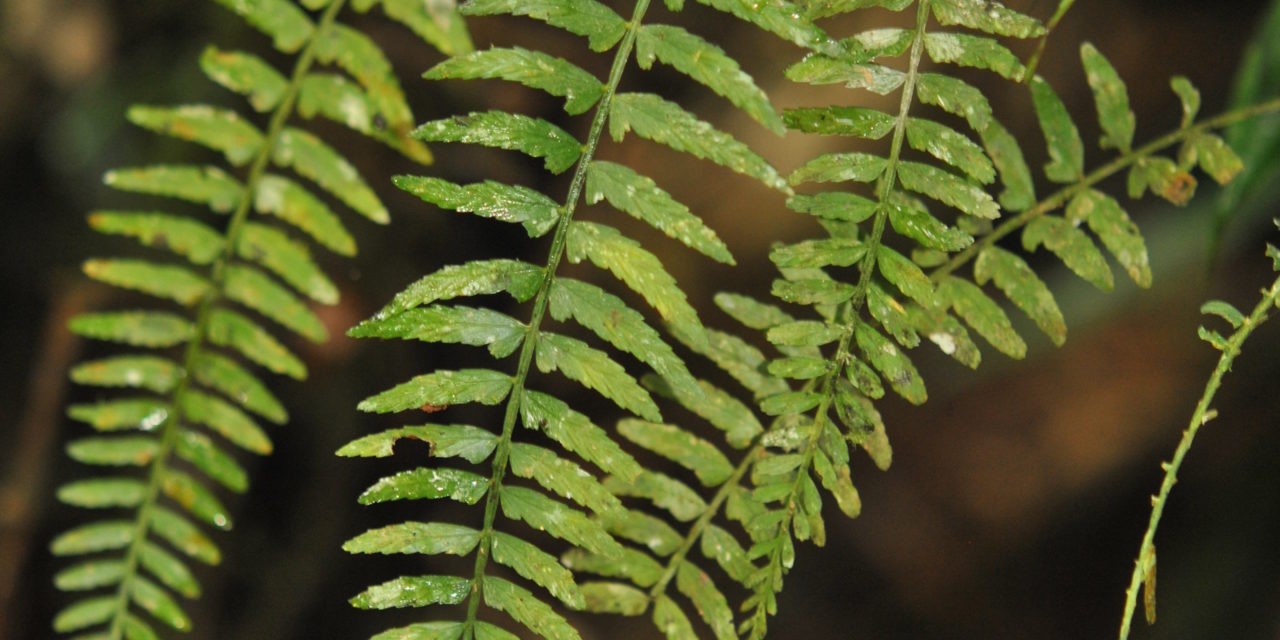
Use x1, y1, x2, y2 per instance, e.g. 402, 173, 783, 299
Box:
68, 311, 194, 348
600, 508, 683, 556
784, 106, 895, 139
350, 305, 527, 358
563, 548, 664, 587
855, 322, 926, 404
606, 470, 708, 521
394, 175, 559, 237
580, 582, 649, 615
694, 0, 836, 54
146, 506, 221, 566
675, 562, 736, 640
565, 221, 701, 335
490, 531, 586, 609
191, 351, 288, 423
350, 575, 472, 609
343, 522, 482, 557
642, 375, 766, 447
273, 127, 388, 223
1030, 75, 1086, 183
337, 424, 498, 462
930, 0, 1045, 38
886, 199, 973, 252
237, 221, 338, 304
905, 117, 995, 183
313, 22, 414, 130
87, 211, 224, 265
66, 437, 158, 468
253, 174, 355, 255
1022, 215, 1115, 291
483, 575, 581, 640
652, 594, 697, 639
426, 47, 604, 115
535, 332, 661, 421
178, 389, 273, 454
159, 469, 232, 530
877, 245, 935, 305
1080, 42, 1135, 153
54, 559, 126, 592
787, 192, 878, 222
979, 119, 1037, 211
786, 54, 905, 96
138, 542, 201, 598
508, 442, 623, 514
609, 93, 788, 191
174, 429, 249, 493
617, 418, 734, 486
128, 105, 264, 166
1065, 188, 1152, 287
897, 160, 999, 219
636, 24, 784, 133
206, 308, 307, 379
57, 478, 148, 509
788, 152, 887, 185
923, 32, 1026, 81
549, 278, 700, 398
586, 161, 733, 264
521, 391, 643, 481
460, 0, 626, 52
371, 621, 467, 640
104, 165, 243, 213
358, 467, 489, 505
67, 399, 170, 433
200, 47, 288, 112
938, 275, 1026, 358
210, 0, 315, 52
974, 246, 1068, 344
357, 369, 514, 414
374, 259, 545, 318
500, 485, 623, 556
223, 263, 328, 341
769, 237, 865, 269
414, 111, 581, 174
82, 259, 210, 307
356, 0, 474, 57
70, 356, 181, 394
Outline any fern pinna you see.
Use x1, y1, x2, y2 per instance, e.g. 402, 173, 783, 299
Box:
49, 1, 469, 637
333, 0, 834, 637
668, 0, 1262, 637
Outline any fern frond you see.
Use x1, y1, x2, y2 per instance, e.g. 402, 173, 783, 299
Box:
616, 1, 1276, 637
51, 1, 467, 637
341, 0, 812, 637
1119, 237, 1280, 638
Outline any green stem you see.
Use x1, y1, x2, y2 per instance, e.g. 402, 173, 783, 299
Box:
1117, 271, 1280, 639
103, 2, 347, 637
930, 95, 1280, 283
460, 2, 651, 633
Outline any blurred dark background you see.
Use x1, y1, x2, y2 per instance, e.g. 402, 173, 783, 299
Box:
3, 1, 1280, 639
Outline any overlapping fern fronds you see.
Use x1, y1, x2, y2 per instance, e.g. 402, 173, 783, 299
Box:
724, 0, 1255, 635
336, 0, 830, 637
49, 1, 469, 637
535, 1, 1273, 637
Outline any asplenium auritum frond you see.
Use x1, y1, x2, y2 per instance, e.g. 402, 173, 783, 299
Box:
334, 0, 846, 637
49, 1, 469, 637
